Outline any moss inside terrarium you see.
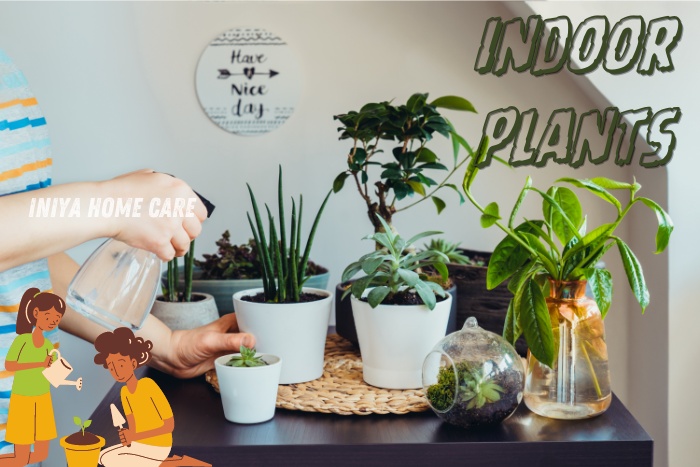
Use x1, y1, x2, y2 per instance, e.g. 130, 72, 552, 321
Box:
426, 364, 457, 411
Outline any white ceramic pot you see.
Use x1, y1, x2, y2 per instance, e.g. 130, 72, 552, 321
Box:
214, 353, 282, 424
233, 288, 332, 384
351, 291, 452, 389
151, 293, 219, 330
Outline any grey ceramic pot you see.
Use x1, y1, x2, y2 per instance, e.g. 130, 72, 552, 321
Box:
151, 293, 219, 330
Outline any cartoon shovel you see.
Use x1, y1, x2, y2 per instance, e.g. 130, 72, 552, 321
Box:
110, 403, 132, 447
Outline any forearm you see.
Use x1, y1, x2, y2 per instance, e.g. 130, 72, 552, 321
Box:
4, 360, 43, 371
0, 181, 117, 272
51, 253, 176, 371
132, 417, 175, 442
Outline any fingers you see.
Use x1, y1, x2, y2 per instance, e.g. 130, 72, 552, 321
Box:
171, 229, 192, 258
200, 330, 256, 356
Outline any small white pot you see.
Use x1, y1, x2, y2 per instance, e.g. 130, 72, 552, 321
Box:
214, 353, 282, 424
233, 288, 332, 384
351, 291, 452, 389
151, 293, 219, 330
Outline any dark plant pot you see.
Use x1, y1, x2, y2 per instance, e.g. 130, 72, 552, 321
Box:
335, 282, 458, 347
448, 248, 527, 357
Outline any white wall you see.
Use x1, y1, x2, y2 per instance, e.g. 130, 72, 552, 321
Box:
0, 2, 638, 466
526, 3, 695, 467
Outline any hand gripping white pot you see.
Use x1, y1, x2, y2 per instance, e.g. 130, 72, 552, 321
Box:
214, 353, 282, 424
351, 291, 452, 389
233, 288, 332, 384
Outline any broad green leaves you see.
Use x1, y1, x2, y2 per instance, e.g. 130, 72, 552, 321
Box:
481, 202, 501, 228
557, 177, 622, 213
617, 239, 650, 313
585, 268, 613, 319
517, 278, 554, 367
430, 95, 476, 113
543, 187, 583, 245
637, 197, 673, 253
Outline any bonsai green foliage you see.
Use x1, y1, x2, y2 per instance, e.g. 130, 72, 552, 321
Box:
459, 367, 504, 410
247, 166, 332, 303
196, 232, 261, 280
423, 239, 483, 266
462, 140, 674, 367
342, 215, 449, 310
332, 92, 477, 234
427, 362, 504, 411
72, 416, 92, 436
225, 345, 267, 368
162, 239, 196, 302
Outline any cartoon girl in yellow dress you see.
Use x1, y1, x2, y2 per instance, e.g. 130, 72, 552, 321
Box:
0, 288, 65, 467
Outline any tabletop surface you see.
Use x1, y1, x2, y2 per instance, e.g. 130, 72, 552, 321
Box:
90, 343, 653, 466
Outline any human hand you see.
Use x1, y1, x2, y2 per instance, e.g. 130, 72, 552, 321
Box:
101, 169, 208, 261
119, 427, 135, 446
152, 313, 256, 379
43, 355, 53, 369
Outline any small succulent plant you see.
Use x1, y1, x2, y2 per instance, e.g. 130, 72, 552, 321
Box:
423, 239, 484, 266
72, 416, 92, 436
225, 345, 267, 368
459, 368, 505, 409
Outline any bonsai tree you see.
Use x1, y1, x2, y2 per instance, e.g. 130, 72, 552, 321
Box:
332, 92, 477, 235
461, 141, 674, 367
247, 166, 332, 303
342, 215, 450, 310
162, 240, 196, 302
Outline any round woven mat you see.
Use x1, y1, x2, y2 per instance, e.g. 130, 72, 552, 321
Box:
205, 334, 429, 415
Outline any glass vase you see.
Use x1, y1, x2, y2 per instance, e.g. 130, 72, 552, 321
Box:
524, 280, 611, 419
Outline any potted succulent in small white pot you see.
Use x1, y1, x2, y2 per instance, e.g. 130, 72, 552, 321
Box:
234, 167, 333, 385
214, 346, 282, 424
151, 239, 219, 330
343, 216, 453, 389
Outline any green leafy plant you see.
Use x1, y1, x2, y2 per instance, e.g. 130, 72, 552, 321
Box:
459, 368, 504, 410
423, 238, 483, 266
247, 166, 332, 303
162, 240, 196, 302
462, 140, 673, 367
225, 345, 267, 367
342, 215, 449, 310
72, 416, 92, 436
333, 92, 477, 234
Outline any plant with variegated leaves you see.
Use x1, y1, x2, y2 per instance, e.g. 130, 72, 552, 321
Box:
462, 140, 673, 367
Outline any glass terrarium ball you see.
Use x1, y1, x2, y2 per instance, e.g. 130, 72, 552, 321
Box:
422, 317, 524, 428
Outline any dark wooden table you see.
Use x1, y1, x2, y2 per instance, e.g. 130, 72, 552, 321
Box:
90, 360, 652, 467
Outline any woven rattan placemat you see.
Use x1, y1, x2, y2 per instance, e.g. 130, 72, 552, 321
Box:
205, 334, 429, 415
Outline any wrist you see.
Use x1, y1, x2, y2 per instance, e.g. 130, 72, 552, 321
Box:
92, 179, 123, 239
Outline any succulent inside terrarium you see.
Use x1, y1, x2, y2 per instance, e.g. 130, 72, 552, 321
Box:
423, 317, 524, 428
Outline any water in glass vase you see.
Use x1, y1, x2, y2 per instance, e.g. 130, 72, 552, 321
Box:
524, 280, 612, 419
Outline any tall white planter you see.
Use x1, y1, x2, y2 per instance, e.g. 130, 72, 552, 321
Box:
214, 353, 282, 424
233, 288, 332, 384
351, 292, 452, 389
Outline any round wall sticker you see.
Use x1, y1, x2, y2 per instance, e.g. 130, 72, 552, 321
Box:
195, 28, 302, 136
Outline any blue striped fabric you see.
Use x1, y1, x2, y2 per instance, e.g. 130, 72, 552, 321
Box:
0, 48, 56, 458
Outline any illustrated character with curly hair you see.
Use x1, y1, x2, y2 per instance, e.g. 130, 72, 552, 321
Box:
0, 288, 66, 467
94, 327, 174, 467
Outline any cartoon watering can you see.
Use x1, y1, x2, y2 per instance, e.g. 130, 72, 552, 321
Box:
42, 349, 83, 390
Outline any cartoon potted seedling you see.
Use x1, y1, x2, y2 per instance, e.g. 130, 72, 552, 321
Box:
214, 346, 282, 424
60, 416, 105, 467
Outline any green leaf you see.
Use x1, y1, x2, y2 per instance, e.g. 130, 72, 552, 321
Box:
509, 176, 532, 228
444, 183, 465, 204
487, 234, 530, 290
433, 261, 449, 280
520, 232, 557, 277
415, 147, 438, 163
637, 197, 673, 253
406, 93, 428, 113
432, 196, 446, 214
368, 286, 391, 308
406, 180, 426, 196
430, 95, 476, 113
83, 420, 92, 428
590, 177, 638, 191
585, 268, 613, 319
543, 187, 583, 246
333, 172, 349, 193
414, 280, 437, 310
616, 239, 650, 313
557, 178, 622, 213
351, 274, 377, 299
481, 202, 501, 228
361, 256, 385, 275
398, 268, 420, 287
462, 136, 488, 192
503, 300, 522, 346
73, 416, 81, 427
517, 278, 554, 367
